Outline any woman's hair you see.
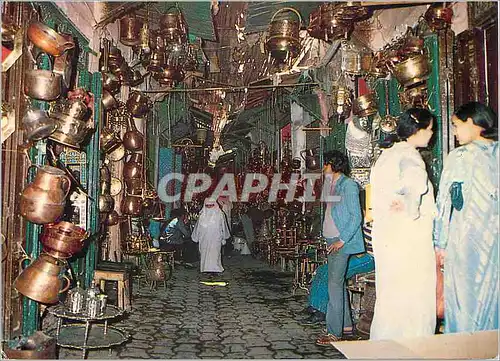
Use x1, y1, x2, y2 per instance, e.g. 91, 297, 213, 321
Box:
170, 208, 185, 219
380, 108, 435, 148
454, 102, 498, 140
324, 150, 349, 174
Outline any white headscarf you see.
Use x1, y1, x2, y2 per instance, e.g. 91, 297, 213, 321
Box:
192, 199, 229, 242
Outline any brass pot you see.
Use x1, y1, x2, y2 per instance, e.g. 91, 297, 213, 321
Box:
153, 65, 185, 86
100, 127, 122, 153
14, 253, 71, 304
266, 7, 302, 61
20, 166, 70, 224
149, 30, 168, 50
380, 115, 399, 134
353, 93, 378, 117
27, 22, 75, 57
307, 4, 352, 42
119, 15, 144, 46
121, 195, 143, 216
57, 99, 89, 120
391, 54, 430, 88
123, 117, 144, 151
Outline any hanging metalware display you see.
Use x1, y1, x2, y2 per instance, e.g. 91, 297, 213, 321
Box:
266, 7, 303, 63
307, 3, 353, 42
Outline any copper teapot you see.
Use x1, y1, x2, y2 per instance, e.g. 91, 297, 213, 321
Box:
14, 253, 71, 304
20, 166, 71, 224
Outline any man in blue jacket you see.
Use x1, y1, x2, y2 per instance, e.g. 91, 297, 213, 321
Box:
316, 150, 365, 346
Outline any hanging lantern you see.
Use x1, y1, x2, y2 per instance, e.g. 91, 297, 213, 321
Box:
266, 7, 303, 64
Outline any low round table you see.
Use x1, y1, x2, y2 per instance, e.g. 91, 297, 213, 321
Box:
47, 304, 129, 359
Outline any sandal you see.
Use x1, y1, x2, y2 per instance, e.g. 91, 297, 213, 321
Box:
316, 333, 342, 346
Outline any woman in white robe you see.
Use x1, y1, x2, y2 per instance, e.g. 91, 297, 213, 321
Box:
192, 199, 230, 273
370, 108, 437, 340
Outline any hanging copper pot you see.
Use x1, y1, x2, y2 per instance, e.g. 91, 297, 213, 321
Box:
106, 210, 122, 226
147, 50, 166, 72
27, 22, 75, 57
100, 127, 122, 154
123, 153, 143, 180
126, 91, 151, 118
20, 166, 70, 224
353, 93, 378, 117
119, 15, 144, 46
149, 30, 168, 50
300, 148, 321, 171
399, 83, 429, 109
153, 64, 185, 86
308, 3, 352, 42
123, 117, 144, 151
22, 108, 57, 142
102, 90, 118, 111
159, 8, 188, 43
391, 54, 430, 88
41, 222, 88, 259
125, 178, 143, 195
121, 195, 143, 216
48, 111, 92, 149
331, 2, 371, 22
14, 253, 71, 304
108, 46, 123, 67
424, 3, 453, 31
99, 192, 115, 214
124, 70, 145, 87
266, 7, 303, 62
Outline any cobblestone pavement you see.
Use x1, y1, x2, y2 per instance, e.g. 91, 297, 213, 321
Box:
59, 255, 346, 359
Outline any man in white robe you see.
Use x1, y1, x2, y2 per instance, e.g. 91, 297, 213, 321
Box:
192, 199, 230, 273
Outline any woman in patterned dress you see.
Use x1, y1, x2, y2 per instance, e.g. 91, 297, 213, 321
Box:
434, 102, 498, 333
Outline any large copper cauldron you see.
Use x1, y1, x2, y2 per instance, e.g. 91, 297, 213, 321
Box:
14, 253, 71, 304
41, 221, 88, 259
266, 7, 302, 62
20, 166, 70, 224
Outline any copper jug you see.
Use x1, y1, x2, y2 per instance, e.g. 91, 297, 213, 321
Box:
20, 166, 71, 224
121, 195, 143, 216
300, 148, 321, 171
123, 117, 144, 151
126, 91, 151, 118
123, 153, 143, 180
14, 253, 71, 304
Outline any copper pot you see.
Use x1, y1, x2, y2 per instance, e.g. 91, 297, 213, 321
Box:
353, 93, 378, 117
391, 54, 430, 88
106, 210, 122, 226
2, 331, 56, 359
123, 117, 144, 151
41, 222, 87, 259
121, 195, 143, 216
119, 15, 144, 46
123, 153, 143, 180
126, 91, 150, 118
14, 253, 71, 304
124, 70, 145, 87
56, 98, 89, 120
99, 193, 115, 214
153, 65, 185, 86
159, 10, 187, 43
146, 50, 166, 72
307, 4, 352, 42
149, 30, 168, 50
404, 35, 424, 55
24, 68, 62, 101
27, 22, 75, 57
125, 178, 143, 195
300, 148, 320, 171
49, 111, 91, 149
424, 4, 453, 31
20, 166, 70, 224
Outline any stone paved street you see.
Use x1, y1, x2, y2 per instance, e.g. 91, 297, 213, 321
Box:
59, 255, 346, 359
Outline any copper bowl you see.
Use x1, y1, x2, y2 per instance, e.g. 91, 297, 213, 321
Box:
391, 54, 430, 88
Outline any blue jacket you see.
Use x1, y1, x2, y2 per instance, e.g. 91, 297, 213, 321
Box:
328, 174, 365, 255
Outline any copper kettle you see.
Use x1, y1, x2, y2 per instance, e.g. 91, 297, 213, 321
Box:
123, 117, 144, 151
20, 166, 71, 224
14, 253, 71, 304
